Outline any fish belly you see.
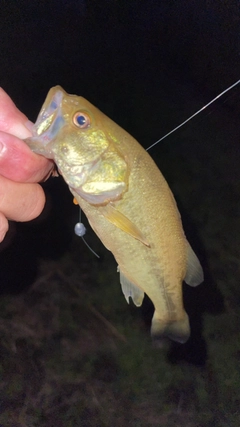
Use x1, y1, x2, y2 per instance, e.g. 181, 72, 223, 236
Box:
72, 174, 189, 343
72, 143, 200, 344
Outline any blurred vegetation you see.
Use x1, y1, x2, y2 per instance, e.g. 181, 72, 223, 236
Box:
0, 221, 240, 427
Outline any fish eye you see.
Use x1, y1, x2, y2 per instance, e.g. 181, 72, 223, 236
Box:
73, 112, 91, 128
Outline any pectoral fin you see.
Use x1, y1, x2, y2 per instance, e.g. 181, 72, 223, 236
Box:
118, 267, 144, 307
101, 204, 150, 247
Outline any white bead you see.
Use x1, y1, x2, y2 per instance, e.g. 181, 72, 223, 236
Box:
74, 222, 86, 237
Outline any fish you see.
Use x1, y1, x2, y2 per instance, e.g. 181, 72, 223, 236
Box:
25, 86, 204, 344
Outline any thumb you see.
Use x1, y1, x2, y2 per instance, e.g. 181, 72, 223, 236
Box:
0, 175, 46, 222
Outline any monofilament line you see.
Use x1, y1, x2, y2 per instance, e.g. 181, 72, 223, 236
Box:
146, 79, 240, 151
74, 207, 100, 258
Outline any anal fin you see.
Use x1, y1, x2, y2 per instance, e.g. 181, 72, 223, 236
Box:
184, 241, 204, 287
118, 267, 144, 307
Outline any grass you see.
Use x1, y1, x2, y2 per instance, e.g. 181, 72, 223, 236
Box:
0, 233, 239, 427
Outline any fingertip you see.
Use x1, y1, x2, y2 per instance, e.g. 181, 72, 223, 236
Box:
25, 183, 46, 221
0, 131, 54, 183
0, 178, 46, 223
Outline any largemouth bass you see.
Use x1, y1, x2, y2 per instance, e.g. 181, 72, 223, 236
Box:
25, 86, 204, 344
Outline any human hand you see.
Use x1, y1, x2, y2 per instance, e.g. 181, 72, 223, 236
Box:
0, 88, 54, 242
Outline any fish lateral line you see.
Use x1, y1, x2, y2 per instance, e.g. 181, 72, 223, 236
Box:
146, 79, 240, 151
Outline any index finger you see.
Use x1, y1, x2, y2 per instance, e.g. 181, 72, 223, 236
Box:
0, 88, 54, 182
0, 130, 54, 182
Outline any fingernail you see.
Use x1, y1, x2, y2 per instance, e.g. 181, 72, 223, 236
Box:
25, 120, 34, 133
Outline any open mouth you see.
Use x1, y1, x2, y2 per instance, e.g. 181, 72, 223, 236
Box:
32, 89, 65, 145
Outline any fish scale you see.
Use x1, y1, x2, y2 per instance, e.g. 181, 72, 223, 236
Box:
25, 86, 204, 344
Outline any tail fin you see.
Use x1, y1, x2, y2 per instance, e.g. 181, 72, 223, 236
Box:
151, 311, 190, 344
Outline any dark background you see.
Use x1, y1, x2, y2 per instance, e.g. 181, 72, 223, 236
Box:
1, 1, 239, 119
0, 1, 239, 424
0, 0, 239, 344
0, 0, 239, 287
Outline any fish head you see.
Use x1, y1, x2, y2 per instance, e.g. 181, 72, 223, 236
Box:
25, 86, 128, 204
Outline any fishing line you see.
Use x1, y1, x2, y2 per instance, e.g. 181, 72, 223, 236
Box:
74, 78, 239, 258
146, 79, 240, 151
74, 206, 100, 258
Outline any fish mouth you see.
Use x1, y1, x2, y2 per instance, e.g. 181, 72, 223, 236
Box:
26, 86, 102, 189
31, 87, 65, 147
